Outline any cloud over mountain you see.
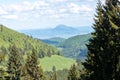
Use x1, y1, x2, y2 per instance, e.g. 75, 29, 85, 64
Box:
0, 0, 105, 30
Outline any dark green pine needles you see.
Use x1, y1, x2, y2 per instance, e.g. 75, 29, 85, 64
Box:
82, 0, 120, 80
25, 49, 44, 80
7, 45, 23, 80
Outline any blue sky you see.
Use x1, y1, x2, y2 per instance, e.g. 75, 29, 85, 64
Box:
0, 0, 105, 30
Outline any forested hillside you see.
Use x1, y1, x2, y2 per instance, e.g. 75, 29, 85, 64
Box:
58, 33, 91, 58
42, 34, 91, 59
0, 24, 59, 58
0, 0, 119, 80
0, 25, 78, 80
41, 37, 65, 46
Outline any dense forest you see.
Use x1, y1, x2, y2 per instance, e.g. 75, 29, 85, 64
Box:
0, 25, 59, 58
0, 0, 120, 80
42, 34, 91, 59
57, 34, 91, 58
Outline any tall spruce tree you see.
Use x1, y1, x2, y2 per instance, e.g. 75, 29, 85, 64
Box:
7, 45, 22, 80
25, 49, 44, 80
82, 0, 120, 80
0, 24, 3, 32
53, 66, 57, 80
104, 0, 120, 79
68, 64, 79, 80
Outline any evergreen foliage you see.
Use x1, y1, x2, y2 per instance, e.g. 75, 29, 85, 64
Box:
25, 49, 44, 80
7, 45, 23, 80
49, 66, 57, 80
58, 34, 91, 58
0, 25, 59, 59
68, 64, 79, 80
52, 66, 57, 80
0, 24, 3, 32
82, 0, 120, 80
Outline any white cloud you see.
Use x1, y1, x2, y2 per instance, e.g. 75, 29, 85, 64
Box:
0, 0, 93, 18
86, 0, 94, 1
101, 0, 105, 4
0, 6, 8, 15
69, 3, 81, 13
2, 14, 18, 19
33, 0, 49, 9
0, 0, 95, 26
49, 13, 68, 18
68, 3, 92, 14
0, 0, 49, 13
10, 4, 23, 12
59, 8, 67, 13
80, 5, 92, 12
47, 0, 67, 3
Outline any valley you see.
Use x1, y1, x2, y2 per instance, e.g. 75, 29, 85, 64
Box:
20, 24, 93, 39
0, 0, 119, 79
42, 34, 91, 59
0, 25, 85, 80
20, 24, 93, 59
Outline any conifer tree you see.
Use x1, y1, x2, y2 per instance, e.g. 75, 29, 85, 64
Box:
82, 0, 120, 80
0, 24, 3, 32
105, 0, 120, 79
68, 64, 79, 80
25, 49, 44, 80
7, 45, 22, 80
50, 66, 57, 80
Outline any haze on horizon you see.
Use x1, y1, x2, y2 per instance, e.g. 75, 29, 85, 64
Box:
0, 0, 105, 30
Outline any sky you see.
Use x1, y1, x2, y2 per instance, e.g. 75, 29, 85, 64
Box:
0, 0, 105, 30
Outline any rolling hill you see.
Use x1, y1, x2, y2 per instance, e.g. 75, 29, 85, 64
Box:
58, 34, 92, 58
0, 25, 80, 74
20, 24, 93, 39
39, 55, 76, 71
41, 37, 65, 46
42, 34, 92, 59
0, 24, 59, 58
0, 24, 85, 80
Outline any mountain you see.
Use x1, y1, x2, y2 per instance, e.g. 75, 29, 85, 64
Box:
20, 24, 93, 39
58, 33, 92, 59
0, 24, 59, 58
52, 24, 77, 33
0, 25, 79, 79
41, 37, 65, 46
42, 33, 92, 59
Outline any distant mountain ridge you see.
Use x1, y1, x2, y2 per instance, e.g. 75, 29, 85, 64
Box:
20, 24, 93, 39
53, 24, 77, 31
58, 34, 92, 58
41, 33, 92, 59
41, 37, 65, 46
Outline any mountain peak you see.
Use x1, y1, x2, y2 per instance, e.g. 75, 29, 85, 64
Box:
56, 24, 67, 27
54, 24, 74, 30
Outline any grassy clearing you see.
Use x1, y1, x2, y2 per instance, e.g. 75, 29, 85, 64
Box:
39, 55, 76, 71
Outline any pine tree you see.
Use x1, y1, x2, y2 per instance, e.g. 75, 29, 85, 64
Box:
68, 64, 79, 80
0, 24, 3, 32
7, 45, 22, 80
25, 49, 44, 80
50, 66, 57, 80
104, 0, 120, 79
82, 0, 120, 80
